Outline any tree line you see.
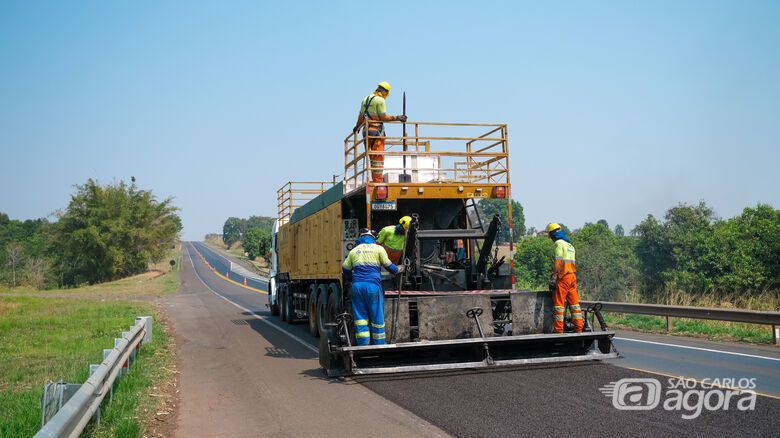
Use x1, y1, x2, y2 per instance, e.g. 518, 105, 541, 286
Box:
0, 178, 182, 289
513, 201, 779, 308
219, 216, 273, 261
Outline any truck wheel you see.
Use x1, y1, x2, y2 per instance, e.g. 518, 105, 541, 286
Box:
325, 282, 342, 333
270, 282, 280, 316
316, 284, 329, 335
325, 286, 342, 338
308, 284, 320, 337
283, 285, 294, 324
279, 284, 287, 322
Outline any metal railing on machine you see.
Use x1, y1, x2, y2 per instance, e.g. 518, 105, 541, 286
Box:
344, 120, 510, 191
277, 180, 337, 225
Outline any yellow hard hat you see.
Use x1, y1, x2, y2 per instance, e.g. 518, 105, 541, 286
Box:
399, 215, 411, 230
377, 81, 391, 93
547, 223, 561, 233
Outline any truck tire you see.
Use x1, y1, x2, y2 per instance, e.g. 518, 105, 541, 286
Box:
325, 286, 342, 335
270, 281, 280, 317
283, 285, 294, 323
279, 284, 287, 322
316, 284, 329, 335
325, 282, 342, 331
308, 284, 320, 337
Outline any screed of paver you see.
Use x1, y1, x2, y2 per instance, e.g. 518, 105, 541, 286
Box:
165, 246, 449, 438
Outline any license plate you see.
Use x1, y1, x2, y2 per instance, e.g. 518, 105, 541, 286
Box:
371, 201, 397, 211
467, 192, 488, 198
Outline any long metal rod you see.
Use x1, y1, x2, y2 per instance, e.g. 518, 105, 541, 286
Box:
341, 331, 616, 352
402, 91, 407, 176
350, 352, 619, 375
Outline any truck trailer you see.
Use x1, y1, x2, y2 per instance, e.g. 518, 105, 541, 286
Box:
269, 120, 617, 376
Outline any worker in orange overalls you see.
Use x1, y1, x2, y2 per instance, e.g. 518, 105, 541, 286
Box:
547, 223, 582, 333
353, 82, 407, 183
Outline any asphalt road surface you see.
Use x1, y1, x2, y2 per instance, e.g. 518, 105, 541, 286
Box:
180, 241, 779, 437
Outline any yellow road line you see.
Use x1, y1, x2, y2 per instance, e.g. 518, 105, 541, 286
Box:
626, 366, 780, 400
188, 242, 268, 295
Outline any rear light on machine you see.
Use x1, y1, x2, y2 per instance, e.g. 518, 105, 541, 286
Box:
376, 185, 388, 200
494, 186, 506, 198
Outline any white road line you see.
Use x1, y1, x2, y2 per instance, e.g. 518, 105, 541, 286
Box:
186, 244, 318, 354
615, 337, 780, 362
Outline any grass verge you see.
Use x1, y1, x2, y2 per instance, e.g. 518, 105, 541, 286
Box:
0, 270, 178, 437
0, 296, 172, 436
87, 312, 176, 438
602, 312, 774, 344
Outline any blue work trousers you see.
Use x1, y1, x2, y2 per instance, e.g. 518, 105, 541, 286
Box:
351, 282, 385, 345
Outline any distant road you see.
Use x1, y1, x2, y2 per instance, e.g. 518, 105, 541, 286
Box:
183, 241, 779, 436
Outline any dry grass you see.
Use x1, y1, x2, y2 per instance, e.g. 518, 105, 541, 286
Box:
1, 247, 182, 298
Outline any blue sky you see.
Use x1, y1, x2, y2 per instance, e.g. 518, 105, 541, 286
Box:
1, 1, 778, 240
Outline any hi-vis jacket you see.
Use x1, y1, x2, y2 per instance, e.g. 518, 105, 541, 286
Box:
553, 239, 576, 279
343, 237, 399, 286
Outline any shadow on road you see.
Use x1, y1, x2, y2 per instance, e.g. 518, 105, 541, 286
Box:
235, 317, 319, 360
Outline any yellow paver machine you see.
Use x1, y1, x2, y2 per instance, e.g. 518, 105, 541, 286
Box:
268, 119, 617, 376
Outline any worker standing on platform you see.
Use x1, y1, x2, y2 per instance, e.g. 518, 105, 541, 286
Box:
376, 216, 411, 264
343, 228, 401, 345
547, 223, 582, 333
353, 81, 407, 183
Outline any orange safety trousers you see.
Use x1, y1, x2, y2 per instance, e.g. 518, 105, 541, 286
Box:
553, 273, 582, 333
379, 244, 402, 265
369, 137, 385, 183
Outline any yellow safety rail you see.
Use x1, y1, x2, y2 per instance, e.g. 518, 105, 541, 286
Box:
344, 121, 509, 192
277, 181, 336, 225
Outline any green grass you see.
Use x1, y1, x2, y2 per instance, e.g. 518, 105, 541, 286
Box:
87, 318, 175, 438
602, 312, 774, 344
0, 292, 177, 437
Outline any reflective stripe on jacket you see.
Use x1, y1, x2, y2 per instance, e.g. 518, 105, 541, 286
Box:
553, 239, 576, 279
343, 242, 398, 286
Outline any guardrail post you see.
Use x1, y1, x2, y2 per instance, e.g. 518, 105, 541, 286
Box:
89, 365, 101, 424
114, 338, 125, 377
136, 316, 153, 344
666, 316, 673, 332
773, 325, 778, 345
103, 349, 113, 402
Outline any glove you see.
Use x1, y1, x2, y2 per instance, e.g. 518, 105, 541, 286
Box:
396, 115, 407, 122
548, 275, 557, 291
396, 265, 405, 273
352, 126, 359, 134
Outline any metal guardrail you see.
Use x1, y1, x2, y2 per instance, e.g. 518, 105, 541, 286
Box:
581, 300, 780, 344
35, 316, 153, 438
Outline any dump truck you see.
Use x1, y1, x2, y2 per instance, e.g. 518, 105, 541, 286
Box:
268, 119, 617, 376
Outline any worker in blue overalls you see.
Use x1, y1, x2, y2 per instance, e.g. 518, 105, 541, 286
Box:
342, 228, 401, 345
